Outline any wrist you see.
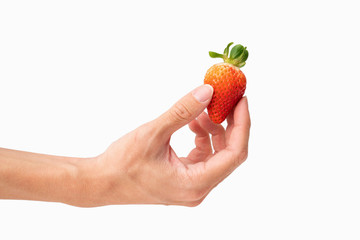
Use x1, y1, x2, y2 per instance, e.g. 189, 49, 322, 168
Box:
70, 154, 113, 207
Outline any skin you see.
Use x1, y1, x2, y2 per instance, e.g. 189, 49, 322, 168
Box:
0, 85, 250, 207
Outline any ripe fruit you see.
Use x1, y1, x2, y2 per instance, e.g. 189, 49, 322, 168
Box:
204, 42, 248, 124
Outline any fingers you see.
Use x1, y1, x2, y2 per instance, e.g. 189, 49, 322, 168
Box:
153, 85, 213, 140
197, 112, 226, 153
188, 119, 208, 138
203, 97, 250, 182
188, 119, 212, 154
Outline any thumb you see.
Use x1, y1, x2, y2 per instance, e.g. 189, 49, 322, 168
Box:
155, 84, 213, 138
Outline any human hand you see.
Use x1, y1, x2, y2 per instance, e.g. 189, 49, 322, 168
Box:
79, 85, 250, 207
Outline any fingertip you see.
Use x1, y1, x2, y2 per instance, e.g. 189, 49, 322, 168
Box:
198, 111, 211, 126
192, 84, 214, 103
188, 118, 209, 137
198, 110, 225, 135
188, 119, 197, 130
198, 111, 208, 120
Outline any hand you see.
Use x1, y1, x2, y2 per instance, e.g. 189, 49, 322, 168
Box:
80, 85, 251, 207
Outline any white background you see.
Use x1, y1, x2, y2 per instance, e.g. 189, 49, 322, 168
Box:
1, 0, 359, 239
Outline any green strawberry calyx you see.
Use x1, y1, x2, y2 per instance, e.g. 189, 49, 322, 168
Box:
209, 42, 248, 68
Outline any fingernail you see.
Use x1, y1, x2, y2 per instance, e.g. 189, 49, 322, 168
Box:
192, 84, 213, 103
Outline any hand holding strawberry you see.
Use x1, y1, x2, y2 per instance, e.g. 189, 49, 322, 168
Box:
0, 44, 251, 207
72, 85, 250, 207
205, 42, 248, 124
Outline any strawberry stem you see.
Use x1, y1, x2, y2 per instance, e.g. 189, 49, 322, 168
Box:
223, 42, 233, 57
209, 42, 248, 68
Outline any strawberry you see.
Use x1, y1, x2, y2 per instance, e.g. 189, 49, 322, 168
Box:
204, 42, 248, 124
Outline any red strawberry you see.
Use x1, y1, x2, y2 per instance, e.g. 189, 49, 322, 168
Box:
204, 42, 248, 124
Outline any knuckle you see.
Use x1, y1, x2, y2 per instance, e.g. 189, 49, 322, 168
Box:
184, 199, 204, 207
186, 188, 205, 202
181, 184, 207, 202
169, 102, 193, 122
176, 178, 207, 202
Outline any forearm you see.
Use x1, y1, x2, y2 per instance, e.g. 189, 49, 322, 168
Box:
0, 147, 92, 206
